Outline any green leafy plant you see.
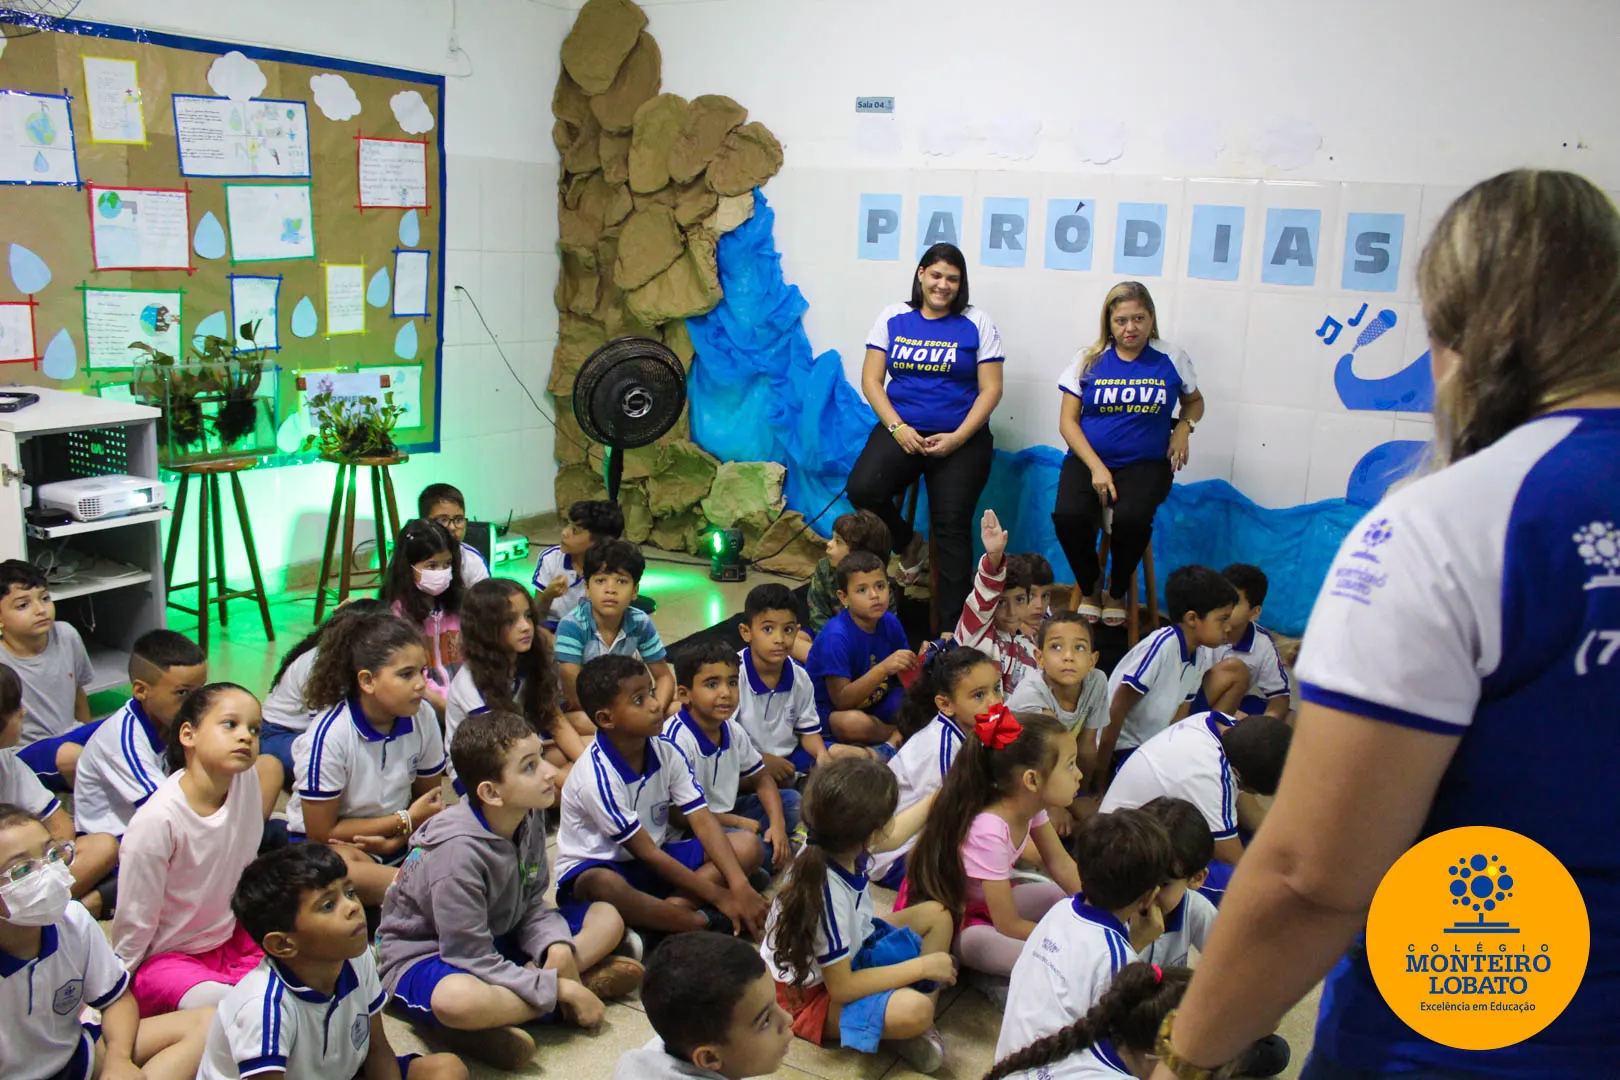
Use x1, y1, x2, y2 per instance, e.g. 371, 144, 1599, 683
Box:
129, 321, 273, 454
299, 376, 406, 459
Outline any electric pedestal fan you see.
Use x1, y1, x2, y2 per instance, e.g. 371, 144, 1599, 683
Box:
0, 0, 83, 36
572, 336, 688, 501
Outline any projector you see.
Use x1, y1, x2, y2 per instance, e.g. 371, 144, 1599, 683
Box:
36, 476, 167, 522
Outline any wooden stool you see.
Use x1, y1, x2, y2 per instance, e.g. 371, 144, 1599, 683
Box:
163, 458, 276, 652
897, 479, 942, 638
1097, 530, 1159, 647
314, 451, 407, 623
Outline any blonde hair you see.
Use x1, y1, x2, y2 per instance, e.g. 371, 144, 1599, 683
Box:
1079, 281, 1158, 376
1420, 170, 1620, 466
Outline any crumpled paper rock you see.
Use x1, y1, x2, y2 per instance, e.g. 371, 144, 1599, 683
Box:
752, 512, 830, 579
645, 440, 719, 516
625, 227, 721, 325
561, 0, 648, 94
628, 93, 691, 193
702, 460, 786, 531
668, 94, 748, 183
590, 32, 662, 133
706, 122, 783, 196
614, 204, 684, 291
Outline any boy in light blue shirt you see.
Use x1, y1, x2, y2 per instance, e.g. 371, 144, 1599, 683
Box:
556, 540, 675, 718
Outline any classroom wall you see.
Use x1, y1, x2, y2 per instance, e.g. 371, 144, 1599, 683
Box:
589, 0, 1620, 511
66, 0, 567, 582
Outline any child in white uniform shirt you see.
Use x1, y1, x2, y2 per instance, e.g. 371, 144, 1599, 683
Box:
1206, 564, 1292, 718
0, 805, 210, 1080
285, 613, 448, 907
199, 844, 464, 1080
533, 499, 624, 628
257, 599, 388, 783
733, 583, 844, 780
420, 482, 490, 588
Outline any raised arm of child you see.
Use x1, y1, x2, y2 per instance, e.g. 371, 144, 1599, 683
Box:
953, 511, 1008, 650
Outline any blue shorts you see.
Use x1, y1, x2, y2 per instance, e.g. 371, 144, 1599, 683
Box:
786, 745, 816, 773
876, 856, 908, 892
19, 721, 104, 792
257, 722, 302, 783
286, 829, 408, 866
554, 837, 708, 906
730, 789, 802, 864
45, 1023, 100, 1080
840, 920, 926, 1053
391, 919, 587, 1028
1110, 746, 1137, 779
1199, 859, 1234, 908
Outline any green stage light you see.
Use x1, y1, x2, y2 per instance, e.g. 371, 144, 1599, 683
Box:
709, 527, 746, 582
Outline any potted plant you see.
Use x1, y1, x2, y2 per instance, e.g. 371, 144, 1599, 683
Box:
130, 321, 279, 466
300, 375, 407, 460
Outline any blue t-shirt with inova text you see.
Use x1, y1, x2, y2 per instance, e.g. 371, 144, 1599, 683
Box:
1059, 340, 1197, 469
868, 303, 1004, 434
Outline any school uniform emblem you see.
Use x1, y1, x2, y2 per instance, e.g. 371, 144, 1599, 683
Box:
52, 977, 83, 1015
351, 1012, 368, 1049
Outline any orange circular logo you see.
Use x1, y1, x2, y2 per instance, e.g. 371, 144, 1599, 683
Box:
1365, 826, 1589, 1050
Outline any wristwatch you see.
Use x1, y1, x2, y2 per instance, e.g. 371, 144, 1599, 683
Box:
1177, 418, 1197, 434
888, 420, 908, 434
1154, 1012, 1231, 1080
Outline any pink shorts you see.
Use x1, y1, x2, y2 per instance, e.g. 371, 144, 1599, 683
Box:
131, 922, 264, 1017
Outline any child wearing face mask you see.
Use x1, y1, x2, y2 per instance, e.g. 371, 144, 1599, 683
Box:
383, 518, 465, 715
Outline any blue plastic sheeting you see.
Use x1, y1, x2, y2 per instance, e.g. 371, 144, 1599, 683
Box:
685, 189, 1369, 636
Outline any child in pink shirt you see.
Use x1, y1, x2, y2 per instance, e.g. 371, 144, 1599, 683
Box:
112, 683, 270, 1016
384, 519, 465, 714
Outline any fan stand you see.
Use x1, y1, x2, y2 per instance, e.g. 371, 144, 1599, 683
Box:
602, 445, 624, 502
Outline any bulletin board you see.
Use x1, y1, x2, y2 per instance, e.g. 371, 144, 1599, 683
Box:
0, 17, 446, 454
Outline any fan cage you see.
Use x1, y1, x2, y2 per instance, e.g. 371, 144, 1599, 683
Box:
572, 336, 687, 451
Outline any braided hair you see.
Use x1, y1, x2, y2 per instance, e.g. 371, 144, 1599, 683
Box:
984, 962, 1191, 1080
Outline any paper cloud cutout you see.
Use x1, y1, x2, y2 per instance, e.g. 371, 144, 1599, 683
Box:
9, 244, 50, 294
1071, 119, 1126, 165
398, 209, 420, 247
310, 73, 362, 122
1163, 116, 1224, 167
40, 330, 76, 381
390, 90, 435, 135
1257, 117, 1323, 171
208, 51, 267, 103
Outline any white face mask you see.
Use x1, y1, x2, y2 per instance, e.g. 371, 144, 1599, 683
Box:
416, 566, 453, 596
0, 862, 73, 927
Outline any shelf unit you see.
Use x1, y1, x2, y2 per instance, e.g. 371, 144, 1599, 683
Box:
0, 388, 167, 695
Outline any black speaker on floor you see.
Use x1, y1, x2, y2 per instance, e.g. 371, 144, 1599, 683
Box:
463, 520, 493, 567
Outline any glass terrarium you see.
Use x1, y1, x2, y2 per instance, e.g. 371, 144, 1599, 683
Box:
131, 332, 280, 467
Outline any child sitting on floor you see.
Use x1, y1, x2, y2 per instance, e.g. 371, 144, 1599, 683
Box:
988, 962, 1191, 1080
258, 598, 388, 783
954, 511, 1040, 694
200, 844, 465, 1080
807, 509, 891, 633
664, 640, 798, 872
2, 560, 96, 791
0, 804, 211, 1080
378, 710, 641, 1071
0, 662, 119, 916
903, 709, 1082, 995
1006, 611, 1108, 826
382, 519, 466, 715
614, 931, 794, 1080
1202, 563, 1292, 719
1018, 553, 1056, 641
805, 551, 916, 758
554, 655, 768, 936
113, 683, 272, 1016
555, 539, 676, 718
420, 481, 490, 588
734, 583, 849, 786
762, 757, 957, 1074
534, 499, 625, 630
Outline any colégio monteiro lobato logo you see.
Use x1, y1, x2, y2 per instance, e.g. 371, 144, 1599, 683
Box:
1365, 826, 1589, 1050
1329, 517, 1393, 605
1574, 520, 1620, 590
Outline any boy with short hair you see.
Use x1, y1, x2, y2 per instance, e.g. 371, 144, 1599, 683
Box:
555, 655, 770, 936
420, 482, 489, 587
378, 710, 642, 1071
805, 551, 916, 756
1005, 611, 1108, 827
996, 809, 1173, 1066
534, 500, 626, 628
954, 511, 1040, 694
664, 641, 799, 871
807, 510, 891, 632
1210, 563, 1292, 719
1093, 564, 1240, 791
74, 629, 211, 838
735, 583, 849, 785
1, 560, 96, 790
555, 539, 675, 716
614, 930, 793, 1080
203, 844, 465, 1080
0, 803, 211, 1080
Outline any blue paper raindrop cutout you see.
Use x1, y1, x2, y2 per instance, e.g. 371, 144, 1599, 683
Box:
193, 311, 228, 349
398, 210, 420, 247
393, 321, 418, 360
366, 267, 391, 308
193, 212, 227, 260
32, 152, 47, 174
290, 296, 318, 338
40, 330, 76, 380
9, 244, 50, 294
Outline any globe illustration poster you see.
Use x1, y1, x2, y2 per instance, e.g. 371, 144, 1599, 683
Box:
0, 93, 78, 185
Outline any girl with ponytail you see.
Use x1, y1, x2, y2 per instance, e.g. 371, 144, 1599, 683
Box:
761, 757, 959, 1072
904, 709, 1082, 980
986, 962, 1190, 1080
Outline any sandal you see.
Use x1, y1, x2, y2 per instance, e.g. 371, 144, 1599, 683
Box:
1077, 595, 1103, 623
1101, 596, 1127, 627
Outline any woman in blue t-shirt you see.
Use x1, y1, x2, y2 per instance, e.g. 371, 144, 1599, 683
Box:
1051, 281, 1204, 625
846, 242, 1004, 626
1147, 170, 1620, 1080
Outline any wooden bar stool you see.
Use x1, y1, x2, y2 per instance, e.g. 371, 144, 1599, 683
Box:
1097, 528, 1159, 647
897, 479, 941, 638
163, 458, 276, 652
314, 450, 407, 623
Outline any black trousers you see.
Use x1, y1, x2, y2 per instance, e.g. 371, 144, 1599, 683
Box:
1051, 455, 1173, 599
846, 423, 994, 628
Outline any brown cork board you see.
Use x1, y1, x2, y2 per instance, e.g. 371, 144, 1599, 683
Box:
0, 18, 446, 452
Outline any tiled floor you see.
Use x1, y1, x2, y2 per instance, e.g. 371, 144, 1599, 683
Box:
147, 524, 1320, 1079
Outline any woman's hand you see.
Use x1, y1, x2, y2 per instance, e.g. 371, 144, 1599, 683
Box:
1090, 463, 1117, 504
1169, 424, 1192, 471
891, 423, 928, 454
922, 430, 964, 456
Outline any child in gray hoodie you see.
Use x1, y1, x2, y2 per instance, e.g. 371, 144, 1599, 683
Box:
377, 710, 643, 1071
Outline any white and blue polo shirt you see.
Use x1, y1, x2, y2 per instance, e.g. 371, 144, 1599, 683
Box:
73, 698, 167, 837
1106, 625, 1202, 751
198, 951, 387, 1080
1296, 409, 1620, 1076
997, 897, 1140, 1079
0, 747, 60, 821
733, 648, 822, 758
761, 856, 875, 987
662, 707, 764, 815
284, 696, 446, 837
532, 544, 585, 624
867, 302, 1004, 434
1209, 621, 1290, 714
1142, 889, 1217, 970
1060, 339, 1197, 469
1099, 712, 1240, 842
459, 542, 490, 588
555, 735, 707, 879
0, 902, 129, 1080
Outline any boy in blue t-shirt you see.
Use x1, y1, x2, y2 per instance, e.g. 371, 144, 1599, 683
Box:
556, 540, 675, 718
805, 551, 916, 760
